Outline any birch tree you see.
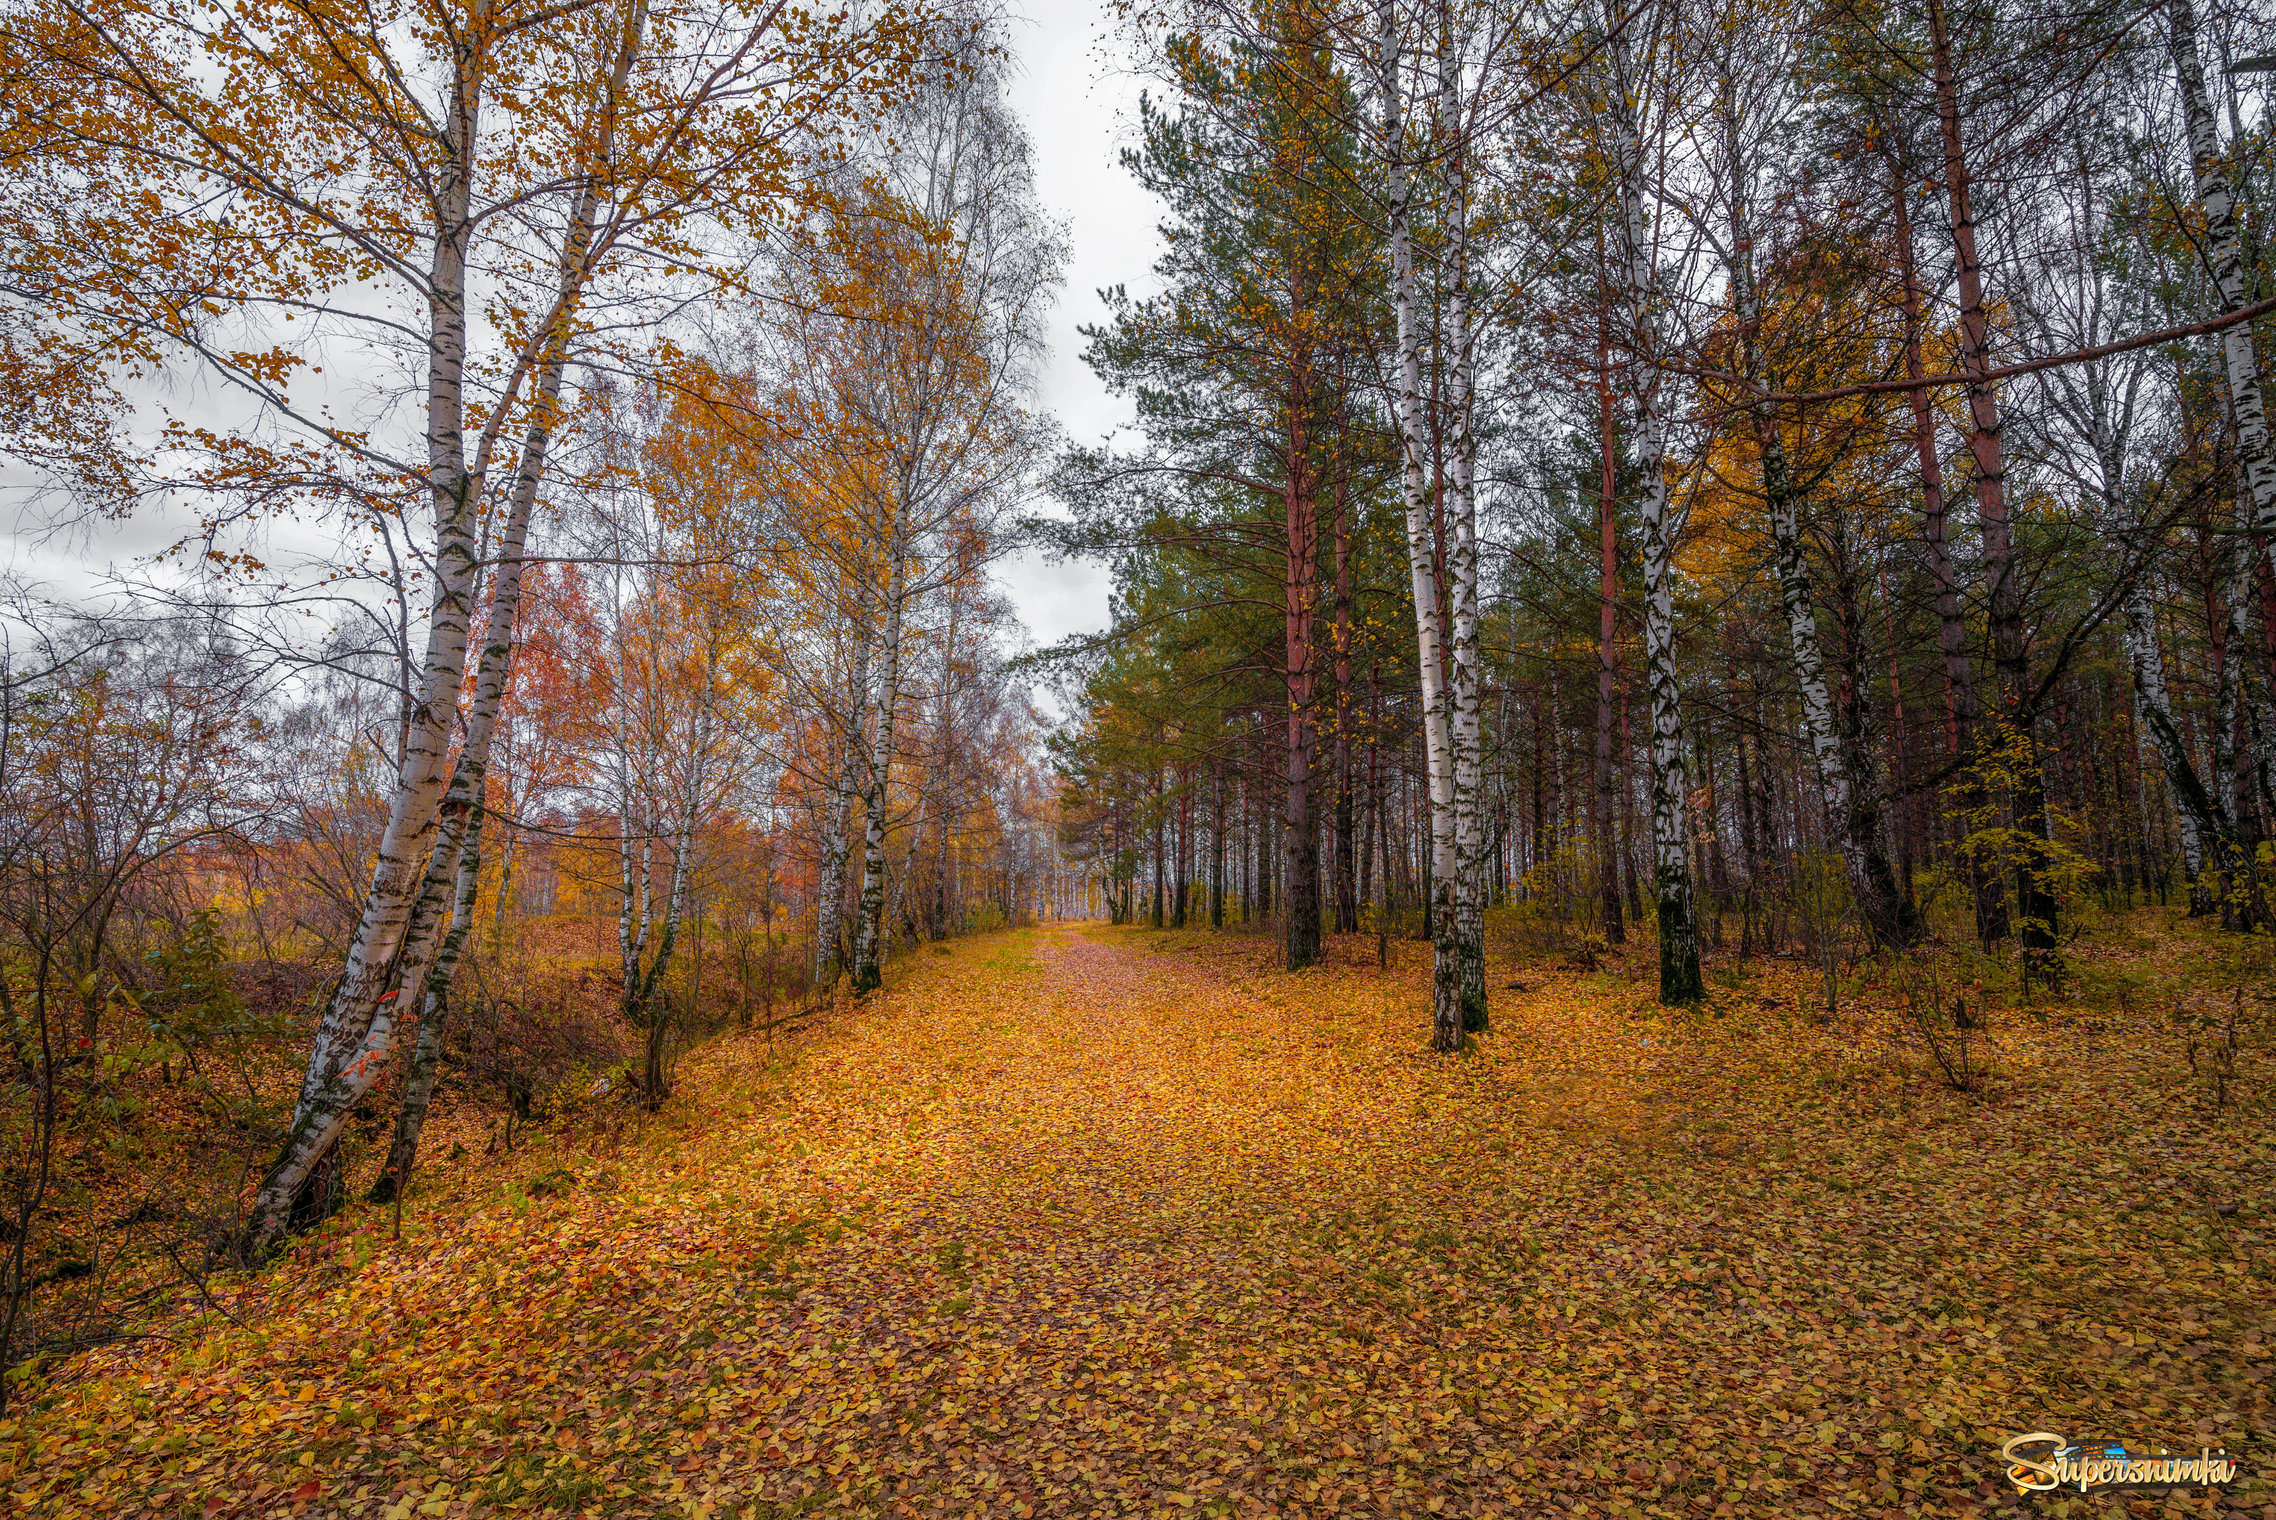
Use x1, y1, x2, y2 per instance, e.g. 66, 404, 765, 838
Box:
69, 0, 950, 1256
1695, 2, 1913, 949
1381, 0, 1473, 1047
2166, 0, 2276, 826
1437, 0, 1490, 1037
763, 31, 1057, 996
1605, 0, 1702, 1004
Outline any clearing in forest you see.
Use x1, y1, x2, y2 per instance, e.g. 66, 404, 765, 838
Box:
3, 923, 2270, 1519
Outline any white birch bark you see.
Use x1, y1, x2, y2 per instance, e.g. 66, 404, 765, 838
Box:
816, 606, 870, 985
620, 774, 651, 997
852, 506, 911, 994
357, 290, 590, 1198
2123, 588, 2226, 885
2220, 559, 2262, 818
1381, 0, 1461, 1050
2072, 328, 2230, 897
248, 0, 647, 1252
1721, 153, 1870, 932
240, 51, 483, 1257
1440, 0, 1487, 1034
370, 798, 483, 1204
632, 641, 717, 1011
2170, 0, 2276, 798
1606, 1, 1701, 1003
2170, 0, 2276, 540
609, 628, 719, 1100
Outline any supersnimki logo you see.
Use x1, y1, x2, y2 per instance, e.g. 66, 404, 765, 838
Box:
2000, 1432, 2240, 1495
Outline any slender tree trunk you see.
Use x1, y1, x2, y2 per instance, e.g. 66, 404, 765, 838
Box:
1174, 781, 1191, 929
852, 509, 910, 995
1874, 547, 1917, 892
2171, 0, 2276, 645
245, 49, 485, 1258
1211, 761, 1227, 928
1889, 133, 2009, 943
1593, 297, 1627, 945
1441, 11, 1487, 1035
2126, 590, 2219, 890
817, 622, 867, 986
1332, 487, 1359, 935
1727, 181, 1911, 947
1282, 474, 1322, 968
1383, 3, 1461, 1044
1929, 0, 2054, 974
1886, 148, 1976, 759
1607, 4, 1700, 1003
1161, 783, 1173, 932
620, 770, 651, 1005
623, 636, 719, 1102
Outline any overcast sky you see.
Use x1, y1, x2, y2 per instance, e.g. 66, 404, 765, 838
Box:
995, 0, 1160, 655
4, 4, 1157, 665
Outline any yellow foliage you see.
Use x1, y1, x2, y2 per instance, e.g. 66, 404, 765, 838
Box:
6, 927, 2267, 1515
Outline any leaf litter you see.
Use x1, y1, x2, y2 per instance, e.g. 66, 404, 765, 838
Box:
3, 924, 2270, 1518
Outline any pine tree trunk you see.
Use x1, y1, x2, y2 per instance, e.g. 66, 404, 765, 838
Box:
1280, 335, 1323, 969
1332, 493, 1359, 935
1929, 0, 2055, 975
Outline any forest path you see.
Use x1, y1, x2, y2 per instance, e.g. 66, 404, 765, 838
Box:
11, 924, 2271, 1518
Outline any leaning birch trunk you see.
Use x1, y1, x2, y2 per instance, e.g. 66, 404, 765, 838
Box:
369, 802, 483, 1206
1607, 6, 1700, 1004
852, 509, 911, 995
1381, 0, 1461, 1050
2123, 588, 2236, 890
245, 0, 647, 1253
2086, 382, 2226, 914
237, 53, 483, 1260
365, 352, 571, 1202
1440, 2, 1488, 1036
1723, 166, 1910, 950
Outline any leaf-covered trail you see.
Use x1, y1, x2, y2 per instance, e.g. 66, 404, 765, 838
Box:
6, 925, 2271, 1518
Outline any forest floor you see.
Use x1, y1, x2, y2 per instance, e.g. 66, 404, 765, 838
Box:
2, 919, 2273, 1520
